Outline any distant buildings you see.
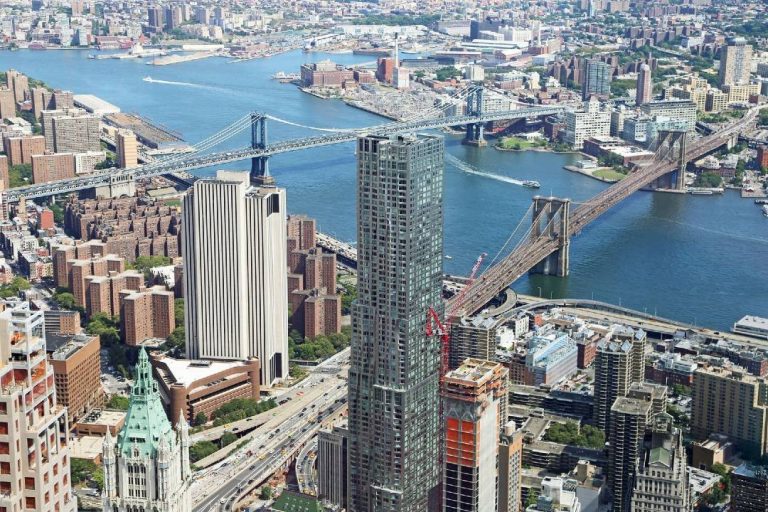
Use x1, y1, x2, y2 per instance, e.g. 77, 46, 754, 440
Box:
348, 134, 444, 511
301, 60, 355, 88
639, 100, 697, 133
719, 37, 753, 87
636, 63, 652, 105
442, 359, 509, 511
564, 98, 611, 149
630, 413, 691, 512
0, 302, 77, 512
182, 171, 288, 386
691, 364, 768, 456
583, 59, 611, 100
102, 349, 192, 512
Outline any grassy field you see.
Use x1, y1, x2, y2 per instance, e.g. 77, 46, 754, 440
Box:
498, 136, 538, 150
593, 168, 627, 181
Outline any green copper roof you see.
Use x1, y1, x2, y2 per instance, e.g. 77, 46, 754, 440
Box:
117, 348, 176, 458
649, 447, 672, 468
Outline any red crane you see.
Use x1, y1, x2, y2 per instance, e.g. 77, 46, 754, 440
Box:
425, 252, 486, 378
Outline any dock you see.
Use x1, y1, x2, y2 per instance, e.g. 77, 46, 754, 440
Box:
148, 51, 217, 66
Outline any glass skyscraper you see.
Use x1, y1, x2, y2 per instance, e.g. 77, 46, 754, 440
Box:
347, 134, 445, 511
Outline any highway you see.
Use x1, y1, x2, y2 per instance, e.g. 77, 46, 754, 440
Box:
190, 349, 350, 511
296, 437, 318, 496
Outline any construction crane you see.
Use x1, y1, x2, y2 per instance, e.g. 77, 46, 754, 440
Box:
425, 252, 487, 378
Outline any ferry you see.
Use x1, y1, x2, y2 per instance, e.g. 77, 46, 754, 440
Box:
523, 180, 541, 189
690, 189, 714, 195
445, 255, 453, 260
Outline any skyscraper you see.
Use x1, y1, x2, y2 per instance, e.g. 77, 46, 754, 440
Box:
583, 59, 612, 100
499, 422, 524, 512
116, 129, 138, 169
182, 171, 288, 386
608, 396, 651, 512
593, 328, 646, 432
0, 302, 77, 512
719, 37, 753, 87
102, 349, 192, 512
636, 63, 652, 105
347, 134, 444, 511
442, 359, 509, 512
318, 427, 348, 510
630, 413, 690, 512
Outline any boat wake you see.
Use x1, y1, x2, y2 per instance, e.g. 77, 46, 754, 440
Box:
446, 154, 532, 188
143, 76, 222, 91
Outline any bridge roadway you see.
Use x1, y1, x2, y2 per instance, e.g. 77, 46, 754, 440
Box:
451, 107, 763, 317
4, 105, 565, 201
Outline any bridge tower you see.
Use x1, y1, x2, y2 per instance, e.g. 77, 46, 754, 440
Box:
250, 113, 274, 185
530, 196, 571, 277
463, 85, 487, 147
652, 128, 688, 190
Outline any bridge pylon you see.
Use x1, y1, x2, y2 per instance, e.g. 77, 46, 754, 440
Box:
463, 85, 487, 147
651, 128, 689, 190
250, 113, 274, 185
530, 196, 571, 277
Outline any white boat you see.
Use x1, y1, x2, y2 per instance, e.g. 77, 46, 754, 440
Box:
523, 180, 541, 189
762, 205, 768, 218
143, 76, 154, 82
690, 189, 714, 195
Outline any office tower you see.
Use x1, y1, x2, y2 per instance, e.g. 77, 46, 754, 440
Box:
0, 87, 14, 120
732, 464, 768, 512
636, 63, 652, 105
116, 129, 138, 168
593, 328, 646, 432
318, 427, 348, 510
442, 359, 508, 512
0, 302, 77, 512
182, 170, 288, 386
31, 153, 76, 184
527, 477, 582, 512
691, 365, 768, 456
583, 59, 611, 100
608, 396, 652, 512
102, 349, 192, 512
347, 134, 444, 512
499, 422, 524, 512
719, 37, 753, 87
630, 413, 690, 512
449, 319, 497, 370
46, 332, 103, 422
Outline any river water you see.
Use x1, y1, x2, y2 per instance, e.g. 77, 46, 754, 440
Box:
2, 49, 766, 329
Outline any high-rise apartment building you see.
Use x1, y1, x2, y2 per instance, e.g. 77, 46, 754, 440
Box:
102, 349, 191, 512
636, 63, 652, 105
31, 153, 76, 184
3, 134, 45, 166
449, 319, 497, 370
691, 365, 768, 456
348, 134, 444, 512
732, 464, 768, 512
630, 413, 690, 512
498, 422, 524, 512
5, 69, 28, 104
120, 286, 175, 346
583, 59, 612, 100
442, 359, 508, 512
46, 332, 103, 422
719, 37, 753, 87
608, 396, 652, 512
564, 98, 611, 149
51, 113, 101, 154
0, 87, 14, 120
147, 6, 164, 32
182, 171, 288, 386
318, 427, 348, 510
116, 129, 138, 169
0, 302, 77, 512
593, 327, 646, 432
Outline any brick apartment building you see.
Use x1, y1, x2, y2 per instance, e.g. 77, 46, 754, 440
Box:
46, 332, 104, 422
31, 152, 76, 184
286, 215, 341, 338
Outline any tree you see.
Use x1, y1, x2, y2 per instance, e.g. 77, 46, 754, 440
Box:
49, 203, 64, 224
435, 67, 462, 82
672, 384, 691, 396
52, 290, 77, 310
260, 486, 273, 500
0, 276, 31, 298
106, 394, 130, 411
694, 171, 723, 188
71, 459, 103, 489
86, 313, 121, 346
220, 431, 238, 448
174, 298, 184, 327
194, 412, 208, 426
7, 164, 31, 188
189, 440, 218, 462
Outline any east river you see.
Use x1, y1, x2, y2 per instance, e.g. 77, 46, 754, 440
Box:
2, 49, 767, 330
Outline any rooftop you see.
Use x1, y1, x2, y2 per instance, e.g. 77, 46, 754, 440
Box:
153, 355, 253, 388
